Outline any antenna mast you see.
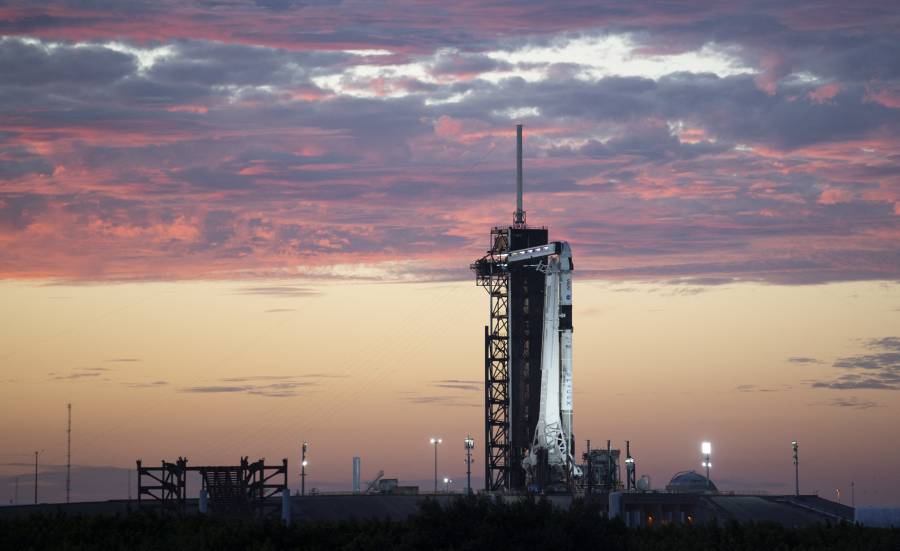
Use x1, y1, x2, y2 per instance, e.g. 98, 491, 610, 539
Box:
514, 124, 526, 226
66, 403, 71, 503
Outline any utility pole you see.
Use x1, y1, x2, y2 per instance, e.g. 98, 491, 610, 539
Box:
33, 451, 39, 504
851, 481, 855, 507
464, 436, 474, 496
792, 441, 799, 496
66, 403, 72, 504
300, 441, 308, 496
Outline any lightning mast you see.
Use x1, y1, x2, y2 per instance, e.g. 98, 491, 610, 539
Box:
66, 403, 72, 503
515, 124, 526, 226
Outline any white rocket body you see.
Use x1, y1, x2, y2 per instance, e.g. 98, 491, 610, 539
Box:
515, 241, 578, 485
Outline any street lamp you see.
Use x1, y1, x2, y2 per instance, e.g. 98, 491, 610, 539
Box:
443, 477, 452, 493
301, 441, 308, 496
701, 442, 712, 488
430, 437, 442, 495
464, 436, 475, 496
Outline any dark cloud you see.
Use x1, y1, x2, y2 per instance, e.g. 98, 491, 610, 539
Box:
432, 382, 481, 391
735, 384, 787, 393
0, 193, 48, 231
180, 376, 317, 397
788, 357, 823, 364
431, 52, 512, 78
182, 385, 255, 393
125, 380, 169, 388
665, 277, 735, 286
828, 396, 882, 410
404, 395, 480, 407
236, 285, 319, 297
219, 375, 296, 382
51, 369, 103, 380
810, 337, 900, 390
0, 147, 54, 180
0, 38, 135, 86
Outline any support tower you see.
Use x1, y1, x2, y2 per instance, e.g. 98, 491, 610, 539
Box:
472, 125, 575, 492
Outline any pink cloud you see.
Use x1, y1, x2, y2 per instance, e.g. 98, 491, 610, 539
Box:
818, 187, 853, 205
808, 83, 840, 104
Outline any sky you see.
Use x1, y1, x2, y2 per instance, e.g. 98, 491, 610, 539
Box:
0, 1, 898, 505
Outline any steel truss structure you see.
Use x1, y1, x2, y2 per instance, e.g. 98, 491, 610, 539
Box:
473, 226, 511, 491
137, 457, 188, 510
136, 456, 288, 516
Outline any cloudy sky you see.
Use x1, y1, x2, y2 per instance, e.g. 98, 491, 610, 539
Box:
1, 1, 898, 505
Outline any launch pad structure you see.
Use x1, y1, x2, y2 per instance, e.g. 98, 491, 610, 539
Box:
136, 456, 288, 516
472, 125, 576, 493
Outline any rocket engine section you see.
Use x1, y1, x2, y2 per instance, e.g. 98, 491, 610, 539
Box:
509, 242, 579, 491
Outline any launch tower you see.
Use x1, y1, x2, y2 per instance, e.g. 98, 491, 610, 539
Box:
472, 125, 576, 492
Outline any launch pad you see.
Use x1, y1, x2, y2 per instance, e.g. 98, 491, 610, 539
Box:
472, 125, 577, 493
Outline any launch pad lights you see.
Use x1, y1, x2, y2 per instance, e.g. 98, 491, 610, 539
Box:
701, 441, 712, 488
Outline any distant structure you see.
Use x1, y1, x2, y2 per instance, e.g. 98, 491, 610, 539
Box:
666, 471, 718, 494
472, 125, 577, 492
136, 456, 287, 517
352, 457, 361, 494
66, 403, 72, 504
300, 441, 308, 496
583, 441, 620, 494
792, 440, 799, 496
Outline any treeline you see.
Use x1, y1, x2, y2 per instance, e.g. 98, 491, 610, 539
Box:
2, 496, 898, 550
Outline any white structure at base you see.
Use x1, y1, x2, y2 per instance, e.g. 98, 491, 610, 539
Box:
281, 490, 291, 525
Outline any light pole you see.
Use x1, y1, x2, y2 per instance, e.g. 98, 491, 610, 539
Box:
625, 440, 635, 491
443, 477, 452, 493
701, 442, 712, 489
430, 437, 442, 495
464, 436, 475, 496
34, 450, 42, 504
792, 440, 799, 496
301, 441, 308, 496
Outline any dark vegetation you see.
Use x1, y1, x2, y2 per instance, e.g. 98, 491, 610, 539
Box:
2, 496, 898, 551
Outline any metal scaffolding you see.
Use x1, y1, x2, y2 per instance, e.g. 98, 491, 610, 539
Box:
136, 457, 188, 511
136, 456, 287, 516
473, 226, 510, 491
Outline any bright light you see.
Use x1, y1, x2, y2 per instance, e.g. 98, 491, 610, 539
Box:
701, 442, 712, 455
302, 460, 308, 467
443, 477, 449, 484
430, 437, 442, 444
464, 436, 475, 449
